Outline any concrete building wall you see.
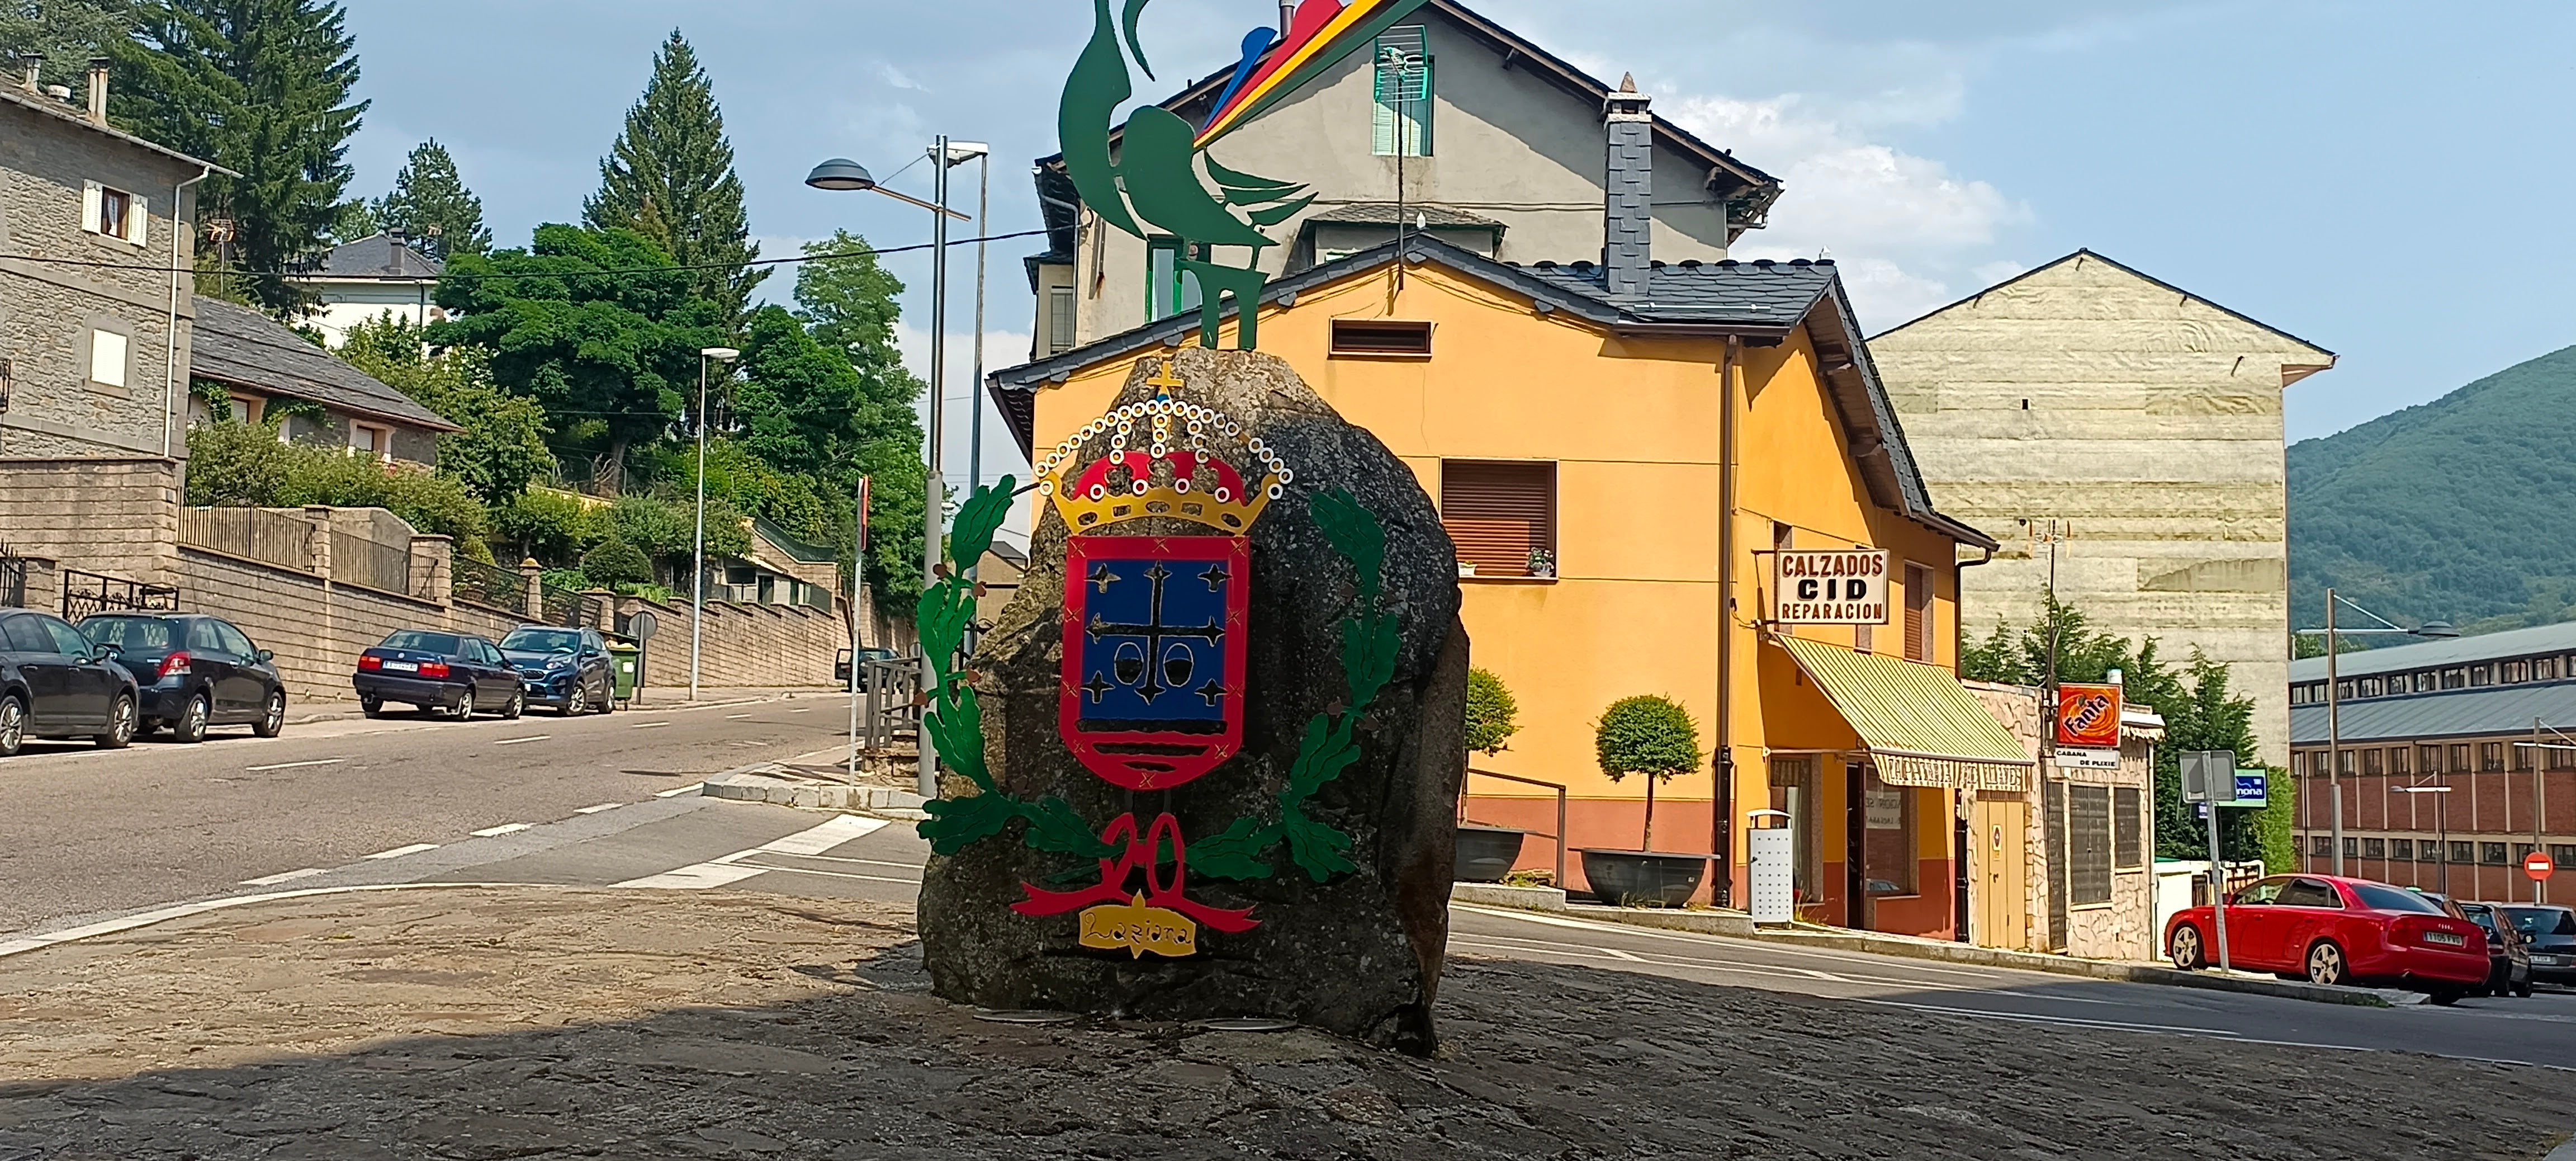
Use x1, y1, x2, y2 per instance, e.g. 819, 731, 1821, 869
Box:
1872, 253, 2334, 765
1070, 12, 1736, 346
616, 596, 845, 691
304, 282, 444, 348
0, 96, 202, 461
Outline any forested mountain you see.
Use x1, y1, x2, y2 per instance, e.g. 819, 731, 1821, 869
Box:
2290, 344, 2576, 635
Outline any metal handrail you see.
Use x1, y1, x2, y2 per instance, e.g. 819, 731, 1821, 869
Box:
1464, 767, 1569, 890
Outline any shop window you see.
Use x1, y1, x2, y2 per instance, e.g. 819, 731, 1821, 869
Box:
1767, 757, 1821, 903
2067, 784, 2112, 906
1441, 461, 1555, 579
1371, 26, 1433, 158
2361, 838, 2385, 859
2482, 842, 2509, 866
1862, 774, 1917, 897
2112, 786, 2143, 870
1902, 563, 1935, 663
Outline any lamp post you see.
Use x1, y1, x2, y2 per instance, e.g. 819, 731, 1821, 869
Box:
2294, 588, 2456, 875
2397, 783, 2455, 894
807, 141, 983, 799
690, 346, 741, 703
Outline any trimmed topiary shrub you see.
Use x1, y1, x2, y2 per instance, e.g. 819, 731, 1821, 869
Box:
1464, 667, 1520, 756
579, 537, 654, 587
1594, 694, 1702, 849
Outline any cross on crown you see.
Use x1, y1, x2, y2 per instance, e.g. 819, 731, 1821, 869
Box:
1038, 362, 1290, 535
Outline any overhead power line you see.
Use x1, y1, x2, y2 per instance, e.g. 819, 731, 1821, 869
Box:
0, 228, 1052, 280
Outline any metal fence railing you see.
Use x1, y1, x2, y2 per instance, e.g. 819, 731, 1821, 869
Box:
452, 552, 525, 613
859, 657, 922, 751
179, 507, 314, 572
331, 529, 415, 597
0, 545, 28, 610
62, 569, 180, 622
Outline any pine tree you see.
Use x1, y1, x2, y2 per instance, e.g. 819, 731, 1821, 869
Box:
111, 0, 367, 315
583, 30, 765, 324
368, 138, 490, 258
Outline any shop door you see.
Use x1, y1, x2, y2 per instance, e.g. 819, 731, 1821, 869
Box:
1974, 796, 2030, 950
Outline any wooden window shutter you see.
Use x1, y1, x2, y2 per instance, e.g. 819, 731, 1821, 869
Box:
82, 181, 103, 234
1903, 563, 1933, 662
1441, 461, 1554, 578
126, 194, 147, 247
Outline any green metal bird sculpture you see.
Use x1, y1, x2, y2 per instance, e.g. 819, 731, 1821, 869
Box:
1060, 0, 1424, 349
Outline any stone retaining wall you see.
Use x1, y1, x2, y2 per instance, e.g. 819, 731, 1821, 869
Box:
615, 596, 842, 691
0, 457, 181, 587
180, 548, 520, 703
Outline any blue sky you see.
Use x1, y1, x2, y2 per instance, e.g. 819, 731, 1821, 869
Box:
340, 0, 2576, 475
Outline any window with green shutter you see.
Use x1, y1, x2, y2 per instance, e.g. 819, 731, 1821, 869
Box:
1372, 27, 1432, 157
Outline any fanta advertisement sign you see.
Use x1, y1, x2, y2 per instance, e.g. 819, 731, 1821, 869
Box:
1773, 550, 1890, 625
2056, 682, 2123, 751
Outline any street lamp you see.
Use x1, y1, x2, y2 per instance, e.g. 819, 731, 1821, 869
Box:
2395, 784, 2457, 895
808, 139, 983, 799
2295, 587, 2458, 875
690, 346, 741, 703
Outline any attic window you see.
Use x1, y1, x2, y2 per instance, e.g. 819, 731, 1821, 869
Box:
1330, 319, 1433, 357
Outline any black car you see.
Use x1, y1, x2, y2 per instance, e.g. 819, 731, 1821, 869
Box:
0, 607, 139, 756
2458, 900, 2535, 998
836, 646, 900, 688
499, 626, 615, 715
80, 613, 287, 743
354, 630, 523, 720
2503, 904, 2576, 987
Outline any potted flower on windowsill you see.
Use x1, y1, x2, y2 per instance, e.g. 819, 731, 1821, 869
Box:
1580, 694, 1708, 907
1526, 546, 1555, 579
1453, 668, 1527, 881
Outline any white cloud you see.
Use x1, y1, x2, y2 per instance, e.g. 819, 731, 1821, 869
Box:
1660, 91, 2028, 330
876, 63, 930, 93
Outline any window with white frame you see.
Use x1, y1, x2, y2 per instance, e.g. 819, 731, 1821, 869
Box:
83, 182, 147, 246
88, 328, 129, 389
351, 422, 391, 461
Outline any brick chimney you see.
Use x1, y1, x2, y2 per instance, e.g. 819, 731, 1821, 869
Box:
85, 56, 108, 125
1603, 73, 1654, 301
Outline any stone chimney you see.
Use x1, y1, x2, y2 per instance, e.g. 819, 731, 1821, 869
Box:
1603, 73, 1654, 301
18, 53, 40, 94
85, 56, 108, 125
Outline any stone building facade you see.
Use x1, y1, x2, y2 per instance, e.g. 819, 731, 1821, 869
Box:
1872, 252, 2337, 765
1, 69, 222, 594
1966, 681, 2162, 961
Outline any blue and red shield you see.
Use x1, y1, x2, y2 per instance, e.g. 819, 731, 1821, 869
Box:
1058, 534, 1249, 791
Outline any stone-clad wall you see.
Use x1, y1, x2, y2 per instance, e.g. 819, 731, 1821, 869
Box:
0, 457, 181, 586
616, 596, 843, 692
181, 548, 520, 704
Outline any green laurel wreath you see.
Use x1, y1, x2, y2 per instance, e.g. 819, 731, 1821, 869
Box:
913, 482, 1398, 886
1190, 487, 1397, 883
916, 476, 1119, 861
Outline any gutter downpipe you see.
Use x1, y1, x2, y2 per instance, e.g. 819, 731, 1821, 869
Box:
163, 164, 211, 461
1953, 541, 1995, 945
1716, 335, 1740, 908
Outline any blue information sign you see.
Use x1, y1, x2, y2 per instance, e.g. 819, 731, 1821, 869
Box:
2232, 770, 2269, 809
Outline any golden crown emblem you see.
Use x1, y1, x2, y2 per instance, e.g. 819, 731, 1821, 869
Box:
1038, 389, 1290, 535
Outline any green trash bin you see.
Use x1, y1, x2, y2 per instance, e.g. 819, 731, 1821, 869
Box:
606, 639, 642, 708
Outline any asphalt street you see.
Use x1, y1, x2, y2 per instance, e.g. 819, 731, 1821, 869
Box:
0, 691, 856, 935
7, 712, 2573, 1074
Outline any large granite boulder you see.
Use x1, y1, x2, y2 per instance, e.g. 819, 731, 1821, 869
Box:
918, 347, 1466, 1055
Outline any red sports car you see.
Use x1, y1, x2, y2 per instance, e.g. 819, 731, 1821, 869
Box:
2165, 874, 2489, 1000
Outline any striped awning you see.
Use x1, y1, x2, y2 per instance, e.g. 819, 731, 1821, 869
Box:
1773, 634, 2036, 791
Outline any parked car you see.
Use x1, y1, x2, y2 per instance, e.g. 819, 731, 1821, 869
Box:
79, 613, 287, 743
353, 630, 523, 720
2452, 900, 2536, 998
498, 626, 615, 715
836, 646, 900, 688
0, 607, 139, 755
2502, 905, 2576, 987
2165, 874, 2489, 1001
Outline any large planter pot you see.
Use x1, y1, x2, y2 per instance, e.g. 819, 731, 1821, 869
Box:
1579, 849, 1708, 908
1453, 825, 1530, 882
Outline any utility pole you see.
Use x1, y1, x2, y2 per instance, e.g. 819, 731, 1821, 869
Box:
2325, 588, 2343, 875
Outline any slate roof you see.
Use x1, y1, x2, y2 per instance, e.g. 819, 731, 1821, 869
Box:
2290, 681, 2576, 745
986, 236, 1990, 550
189, 297, 460, 432
1306, 203, 1504, 229
2288, 621, 2576, 684
0, 85, 233, 176
301, 234, 444, 280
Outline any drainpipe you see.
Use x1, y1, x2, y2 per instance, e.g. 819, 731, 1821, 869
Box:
164, 165, 212, 461
1715, 335, 1740, 905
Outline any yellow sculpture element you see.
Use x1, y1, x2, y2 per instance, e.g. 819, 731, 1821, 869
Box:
1078, 894, 1201, 959
1036, 358, 1291, 536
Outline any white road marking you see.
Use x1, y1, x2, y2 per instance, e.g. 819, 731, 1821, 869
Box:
470, 823, 532, 837
654, 782, 704, 797
573, 802, 623, 814
238, 868, 328, 886
1451, 904, 2038, 983
789, 707, 812, 714
613, 815, 889, 889
725, 713, 753, 719
728, 860, 921, 886
362, 843, 439, 860
630, 721, 670, 729
245, 758, 344, 772
760, 852, 931, 872
494, 735, 551, 746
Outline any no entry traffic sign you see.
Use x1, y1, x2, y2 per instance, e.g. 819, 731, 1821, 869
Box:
2528, 851, 2556, 882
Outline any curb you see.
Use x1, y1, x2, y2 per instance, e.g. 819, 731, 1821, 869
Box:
703, 769, 929, 817
2546, 1136, 2576, 1161
1455, 894, 2388, 1008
